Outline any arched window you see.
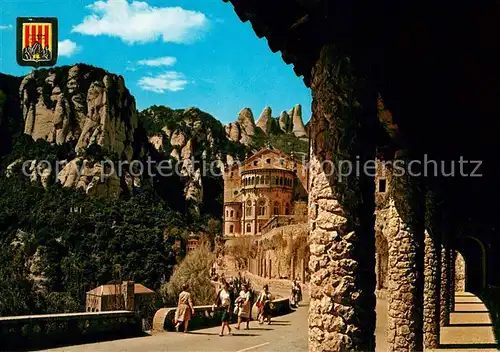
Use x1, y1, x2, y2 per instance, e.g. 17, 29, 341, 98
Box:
251, 176, 255, 185
256, 176, 260, 184
260, 176, 265, 185
285, 203, 291, 215
275, 176, 279, 185
246, 223, 252, 233
280, 177, 283, 185
229, 225, 234, 233
258, 199, 266, 216
246, 200, 252, 216
230, 210, 234, 217
273, 201, 280, 215
265, 175, 270, 184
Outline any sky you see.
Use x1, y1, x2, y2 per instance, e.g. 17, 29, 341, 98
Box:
0, 0, 312, 124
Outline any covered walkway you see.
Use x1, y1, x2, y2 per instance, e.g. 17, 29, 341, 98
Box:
435, 292, 497, 351
376, 292, 498, 351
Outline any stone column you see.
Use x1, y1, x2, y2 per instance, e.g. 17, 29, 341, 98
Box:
301, 257, 306, 284
423, 230, 441, 349
448, 248, 456, 312
440, 245, 450, 326
375, 253, 381, 290
386, 152, 425, 352
263, 258, 267, 278
308, 44, 378, 351
268, 259, 272, 278
291, 257, 295, 280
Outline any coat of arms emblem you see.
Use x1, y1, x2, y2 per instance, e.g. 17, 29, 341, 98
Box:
16, 17, 58, 67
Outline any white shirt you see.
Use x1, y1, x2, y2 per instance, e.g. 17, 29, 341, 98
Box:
219, 289, 231, 307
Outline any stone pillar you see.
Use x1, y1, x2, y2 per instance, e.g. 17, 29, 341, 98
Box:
386, 152, 425, 352
308, 44, 377, 351
268, 259, 272, 278
301, 257, 306, 284
122, 281, 135, 311
263, 258, 267, 278
423, 230, 441, 349
291, 257, 295, 280
440, 245, 450, 326
448, 248, 456, 312
375, 253, 381, 290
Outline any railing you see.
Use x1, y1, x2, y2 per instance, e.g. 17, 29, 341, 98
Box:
260, 215, 296, 235
0, 310, 142, 350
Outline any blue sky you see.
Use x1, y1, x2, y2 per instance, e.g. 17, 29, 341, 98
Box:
0, 0, 311, 124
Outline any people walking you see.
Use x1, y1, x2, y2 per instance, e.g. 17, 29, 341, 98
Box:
295, 279, 302, 304
291, 279, 302, 307
235, 284, 251, 330
257, 284, 273, 325
174, 284, 195, 333
215, 281, 233, 336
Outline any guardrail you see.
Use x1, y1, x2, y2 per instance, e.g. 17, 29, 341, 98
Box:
0, 310, 143, 350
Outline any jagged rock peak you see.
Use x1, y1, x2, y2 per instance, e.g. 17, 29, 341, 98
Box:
237, 107, 255, 127
279, 110, 291, 133
237, 107, 255, 145
256, 106, 272, 135
19, 63, 138, 161
291, 104, 307, 138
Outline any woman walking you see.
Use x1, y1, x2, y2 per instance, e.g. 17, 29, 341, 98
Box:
215, 281, 233, 336
235, 284, 251, 330
257, 284, 273, 325
174, 284, 194, 333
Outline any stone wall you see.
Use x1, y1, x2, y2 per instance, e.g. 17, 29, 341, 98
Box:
153, 297, 291, 332
245, 223, 309, 280
0, 311, 142, 350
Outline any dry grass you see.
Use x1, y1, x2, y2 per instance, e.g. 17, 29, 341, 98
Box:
161, 240, 216, 306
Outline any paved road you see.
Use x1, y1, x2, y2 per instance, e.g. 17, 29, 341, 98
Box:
45, 292, 495, 352
47, 302, 308, 352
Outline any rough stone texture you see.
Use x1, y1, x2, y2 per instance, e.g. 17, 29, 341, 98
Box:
423, 230, 440, 349
57, 157, 121, 198
448, 248, 456, 312
290, 104, 308, 138
386, 157, 425, 352
308, 44, 377, 352
225, 122, 241, 142
20, 65, 138, 161
247, 224, 309, 279
256, 106, 272, 134
440, 245, 451, 326
279, 111, 291, 133
455, 251, 466, 292
237, 108, 256, 145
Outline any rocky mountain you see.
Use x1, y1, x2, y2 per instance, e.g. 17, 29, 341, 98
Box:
19, 65, 139, 160
225, 105, 309, 147
0, 64, 308, 215
1, 64, 144, 198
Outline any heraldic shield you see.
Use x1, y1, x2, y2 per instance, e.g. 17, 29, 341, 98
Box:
16, 17, 58, 67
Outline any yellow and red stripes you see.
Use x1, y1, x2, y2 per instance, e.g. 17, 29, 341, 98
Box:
22, 23, 52, 50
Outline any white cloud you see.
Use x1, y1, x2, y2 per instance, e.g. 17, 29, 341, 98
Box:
0, 24, 13, 30
138, 56, 177, 67
138, 71, 188, 93
72, 0, 208, 44
58, 39, 82, 57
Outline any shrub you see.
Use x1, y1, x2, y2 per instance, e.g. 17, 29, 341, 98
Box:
161, 240, 215, 306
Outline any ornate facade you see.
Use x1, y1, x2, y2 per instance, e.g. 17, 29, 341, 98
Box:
223, 147, 308, 237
